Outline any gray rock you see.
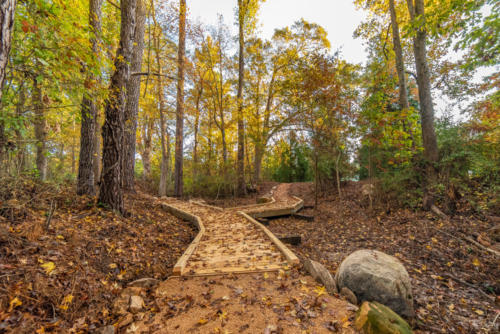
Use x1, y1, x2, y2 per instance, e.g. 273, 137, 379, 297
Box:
335, 249, 414, 318
303, 259, 337, 294
129, 295, 144, 314
340, 287, 358, 305
127, 278, 160, 289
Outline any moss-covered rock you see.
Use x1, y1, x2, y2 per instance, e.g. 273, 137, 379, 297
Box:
355, 301, 413, 334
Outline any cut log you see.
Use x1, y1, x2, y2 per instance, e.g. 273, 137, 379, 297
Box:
291, 213, 314, 222
278, 235, 301, 245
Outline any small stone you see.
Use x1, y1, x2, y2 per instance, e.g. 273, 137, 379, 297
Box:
340, 287, 358, 305
125, 323, 139, 333
127, 278, 160, 289
117, 313, 133, 328
257, 196, 272, 204
129, 296, 144, 314
97, 325, 115, 334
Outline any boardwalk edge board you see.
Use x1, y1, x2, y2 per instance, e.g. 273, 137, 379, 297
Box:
237, 211, 300, 265
158, 202, 206, 276
189, 200, 225, 211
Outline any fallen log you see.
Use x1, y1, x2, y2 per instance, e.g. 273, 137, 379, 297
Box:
278, 235, 301, 245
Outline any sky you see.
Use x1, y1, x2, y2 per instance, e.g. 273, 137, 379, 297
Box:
188, 0, 369, 65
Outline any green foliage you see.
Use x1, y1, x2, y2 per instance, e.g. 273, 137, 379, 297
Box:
265, 136, 312, 183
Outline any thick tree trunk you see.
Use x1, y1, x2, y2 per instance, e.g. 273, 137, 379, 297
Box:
253, 144, 263, 184
0, 0, 16, 172
123, 0, 146, 191
173, 0, 186, 197
0, 0, 16, 102
77, 0, 102, 195
99, 0, 136, 213
406, 0, 439, 209
236, 0, 246, 196
33, 76, 47, 180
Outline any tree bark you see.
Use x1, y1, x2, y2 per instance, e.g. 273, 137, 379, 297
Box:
0, 0, 16, 171
122, 0, 146, 191
0, 0, 16, 102
406, 0, 439, 209
174, 0, 186, 197
236, 0, 246, 196
77, 0, 102, 195
33, 76, 47, 181
99, 0, 136, 213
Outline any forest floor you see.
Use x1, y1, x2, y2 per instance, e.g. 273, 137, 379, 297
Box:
0, 180, 197, 333
262, 182, 499, 333
1, 179, 498, 333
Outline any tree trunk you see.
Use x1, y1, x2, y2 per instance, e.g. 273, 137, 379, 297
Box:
193, 79, 202, 185
0, 0, 16, 102
389, 0, 409, 110
236, 0, 246, 196
99, 0, 136, 213
0, 0, 17, 174
253, 144, 264, 184
15, 81, 26, 171
71, 118, 76, 174
77, 0, 102, 195
122, 0, 146, 191
93, 111, 101, 186
406, 0, 439, 209
173, 0, 186, 197
141, 117, 152, 179
33, 76, 47, 181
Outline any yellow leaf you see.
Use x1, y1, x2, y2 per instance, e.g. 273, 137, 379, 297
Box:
314, 286, 326, 297
474, 309, 484, 315
41, 261, 56, 275
448, 304, 455, 311
447, 261, 453, 267
8, 297, 22, 311
56, 235, 65, 240
472, 258, 480, 267
263, 272, 269, 279
59, 294, 74, 311
431, 237, 438, 243
198, 318, 208, 325
109, 263, 117, 269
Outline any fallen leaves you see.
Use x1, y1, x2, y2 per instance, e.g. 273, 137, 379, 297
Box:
40, 261, 56, 275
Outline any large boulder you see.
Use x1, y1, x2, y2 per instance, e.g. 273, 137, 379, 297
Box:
355, 301, 413, 334
335, 249, 414, 318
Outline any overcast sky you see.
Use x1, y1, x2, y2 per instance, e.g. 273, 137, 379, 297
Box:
188, 0, 369, 65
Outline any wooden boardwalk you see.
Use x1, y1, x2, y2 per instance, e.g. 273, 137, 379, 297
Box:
159, 184, 303, 276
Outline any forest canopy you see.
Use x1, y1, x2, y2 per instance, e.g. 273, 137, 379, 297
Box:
0, 0, 498, 214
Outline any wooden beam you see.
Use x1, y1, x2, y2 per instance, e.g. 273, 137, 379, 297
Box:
238, 211, 300, 265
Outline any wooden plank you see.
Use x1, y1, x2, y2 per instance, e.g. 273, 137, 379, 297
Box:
238, 211, 300, 265
184, 263, 285, 276
189, 200, 225, 211
159, 202, 206, 276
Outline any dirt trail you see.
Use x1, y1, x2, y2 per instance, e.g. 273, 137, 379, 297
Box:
131, 184, 356, 333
